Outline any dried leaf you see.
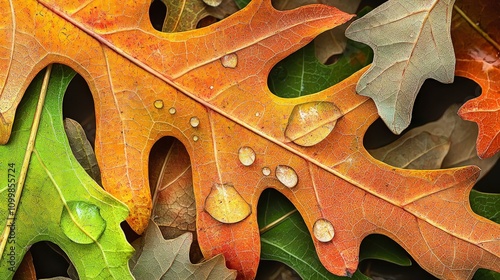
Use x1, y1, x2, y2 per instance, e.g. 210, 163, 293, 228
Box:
64, 118, 101, 185
130, 220, 236, 280
454, 0, 500, 158
151, 139, 195, 231
346, 0, 456, 134
161, 0, 237, 32
369, 132, 450, 169
371, 104, 499, 179
13, 251, 36, 280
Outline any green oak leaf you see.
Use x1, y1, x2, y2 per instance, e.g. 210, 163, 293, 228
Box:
474, 268, 500, 280
258, 189, 399, 280
0, 64, 134, 279
470, 190, 500, 224
269, 40, 373, 98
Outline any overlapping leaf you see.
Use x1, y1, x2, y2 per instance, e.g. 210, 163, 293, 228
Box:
345, 0, 456, 134
0, 0, 499, 279
454, 0, 500, 158
130, 220, 236, 279
0, 65, 133, 279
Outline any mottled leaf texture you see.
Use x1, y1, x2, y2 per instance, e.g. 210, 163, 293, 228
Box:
0, 0, 499, 279
130, 220, 236, 280
161, 0, 237, 32
64, 118, 102, 185
0, 65, 133, 279
370, 104, 499, 179
345, 0, 456, 134
454, 0, 500, 158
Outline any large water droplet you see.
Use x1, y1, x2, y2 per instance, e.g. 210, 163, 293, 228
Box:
221, 53, 238, 68
205, 183, 251, 223
190, 117, 200, 128
238, 146, 256, 166
262, 167, 271, 176
168, 107, 176, 115
285, 101, 342, 146
275, 165, 298, 188
313, 219, 335, 242
60, 201, 106, 244
154, 100, 164, 109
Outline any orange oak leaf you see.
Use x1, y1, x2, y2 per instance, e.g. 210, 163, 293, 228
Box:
454, 0, 500, 158
0, 0, 499, 279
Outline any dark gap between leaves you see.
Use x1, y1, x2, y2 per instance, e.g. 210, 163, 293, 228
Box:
63, 73, 96, 148
149, 0, 167, 32
364, 76, 480, 150
30, 241, 70, 279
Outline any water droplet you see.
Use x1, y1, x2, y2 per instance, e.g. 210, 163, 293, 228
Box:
313, 219, 334, 242
255, 112, 260, 117
205, 183, 251, 223
190, 117, 200, 128
193, 135, 199, 142
154, 100, 164, 109
60, 201, 106, 244
285, 101, 342, 147
238, 146, 256, 166
262, 167, 271, 176
275, 165, 298, 188
209, 85, 214, 90
169, 107, 176, 115
221, 53, 238, 68
203, 0, 222, 7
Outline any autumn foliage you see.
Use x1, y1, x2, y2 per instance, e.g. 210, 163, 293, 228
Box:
0, 0, 499, 279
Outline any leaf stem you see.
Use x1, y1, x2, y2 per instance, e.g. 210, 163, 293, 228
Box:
259, 209, 297, 235
0, 64, 53, 259
453, 5, 500, 52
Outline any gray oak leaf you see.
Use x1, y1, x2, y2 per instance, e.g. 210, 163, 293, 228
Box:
345, 0, 456, 134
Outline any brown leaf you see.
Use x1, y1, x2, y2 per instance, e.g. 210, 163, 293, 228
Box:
64, 118, 102, 185
130, 220, 237, 280
161, 0, 237, 33
370, 104, 499, 179
369, 132, 450, 169
151, 138, 196, 231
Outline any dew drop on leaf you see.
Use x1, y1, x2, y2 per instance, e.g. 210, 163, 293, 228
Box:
262, 167, 271, 176
193, 135, 199, 142
221, 53, 238, 68
204, 183, 251, 223
313, 218, 334, 242
168, 107, 176, 115
285, 101, 342, 146
60, 201, 106, 244
154, 99, 164, 109
275, 165, 298, 188
190, 116, 200, 128
238, 146, 256, 166
203, 0, 222, 7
